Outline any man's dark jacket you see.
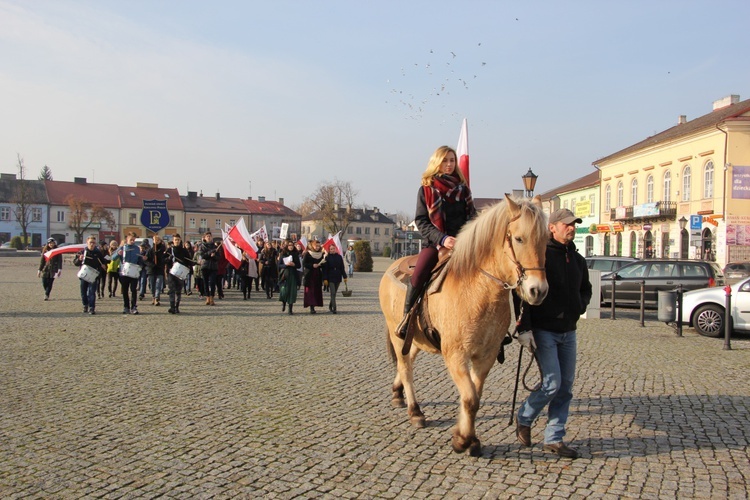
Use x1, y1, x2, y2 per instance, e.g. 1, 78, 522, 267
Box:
517, 238, 592, 333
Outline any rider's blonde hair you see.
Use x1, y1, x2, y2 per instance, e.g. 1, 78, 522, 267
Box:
420, 145, 467, 187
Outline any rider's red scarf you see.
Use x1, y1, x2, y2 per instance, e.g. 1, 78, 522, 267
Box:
423, 173, 474, 233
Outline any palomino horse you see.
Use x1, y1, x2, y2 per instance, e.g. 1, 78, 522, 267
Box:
379, 195, 548, 456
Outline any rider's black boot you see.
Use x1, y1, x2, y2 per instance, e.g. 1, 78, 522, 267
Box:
396, 282, 420, 339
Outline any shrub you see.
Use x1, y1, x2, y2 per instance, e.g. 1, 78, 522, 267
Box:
353, 241, 373, 272
10, 236, 24, 250
383, 246, 391, 258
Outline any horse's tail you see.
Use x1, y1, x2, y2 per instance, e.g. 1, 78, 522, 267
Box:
386, 326, 397, 364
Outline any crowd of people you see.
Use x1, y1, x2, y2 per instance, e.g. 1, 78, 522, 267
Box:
40, 233, 352, 316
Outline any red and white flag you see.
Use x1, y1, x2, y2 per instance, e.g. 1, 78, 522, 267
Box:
456, 117, 469, 187
221, 230, 243, 269
228, 217, 258, 259
44, 244, 86, 261
325, 232, 343, 254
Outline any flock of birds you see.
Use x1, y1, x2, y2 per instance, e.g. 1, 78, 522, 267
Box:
385, 42, 491, 122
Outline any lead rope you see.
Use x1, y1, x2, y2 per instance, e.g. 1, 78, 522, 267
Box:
513, 302, 544, 392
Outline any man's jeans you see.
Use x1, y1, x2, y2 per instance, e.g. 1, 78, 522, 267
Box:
80, 277, 98, 309
517, 329, 577, 444
149, 274, 164, 299
139, 270, 148, 297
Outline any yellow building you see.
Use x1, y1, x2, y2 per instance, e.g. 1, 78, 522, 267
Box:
593, 95, 750, 266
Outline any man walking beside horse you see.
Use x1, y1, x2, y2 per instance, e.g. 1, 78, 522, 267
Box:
514, 208, 592, 459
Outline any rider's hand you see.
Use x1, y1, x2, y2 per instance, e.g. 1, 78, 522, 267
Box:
517, 331, 536, 354
442, 236, 456, 249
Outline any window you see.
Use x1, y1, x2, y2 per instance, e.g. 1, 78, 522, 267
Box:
663, 171, 671, 203
229, 219, 235, 227
215, 219, 221, 229
374, 228, 380, 235
200, 218, 207, 228
365, 227, 370, 235
128, 212, 136, 225
617, 181, 624, 207
630, 178, 638, 205
682, 166, 691, 201
589, 195, 595, 216
646, 175, 654, 203
0, 207, 9, 221
619, 263, 648, 278
704, 161, 714, 198
169, 215, 175, 227
385, 228, 390, 236
56, 210, 65, 222
189, 218, 196, 229
605, 185, 611, 211
681, 263, 707, 277
374, 242, 380, 251
32, 208, 42, 222
570, 199, 576, 215
356, 227, 361, 234
648, 263, 675, 278
347, 227, 353, 234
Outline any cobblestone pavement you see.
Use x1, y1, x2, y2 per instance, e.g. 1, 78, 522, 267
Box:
1, 256, 749, 499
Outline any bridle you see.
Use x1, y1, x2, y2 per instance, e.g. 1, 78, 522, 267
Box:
480, 212, 546, 290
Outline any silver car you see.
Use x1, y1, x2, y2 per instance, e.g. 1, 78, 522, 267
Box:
679, 278, 750, 337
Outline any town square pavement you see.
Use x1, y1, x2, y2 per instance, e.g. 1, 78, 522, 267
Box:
1, 254, 749, 499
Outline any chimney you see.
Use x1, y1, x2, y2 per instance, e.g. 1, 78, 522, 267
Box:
247, 196, 252, 200
374, 206, 379, 213
188, 191, 197, 200
0, 173, 17, 180
713, 94, 740, 111
199, 190, 203, 197
258, 196, 266, 202
216, 193, 221, 201
678, 115, 687, 125
74, 177, 87, 184
278, 197, 284, 206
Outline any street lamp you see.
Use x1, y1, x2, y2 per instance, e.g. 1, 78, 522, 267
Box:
679, 216, 688, 259
522, 168, 538, 198
678, 216, 687, 230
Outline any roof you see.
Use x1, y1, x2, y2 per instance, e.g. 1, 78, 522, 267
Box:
0, 178, 48, 204
593, 98, 750, 165
118, 185, 184, 210
180, 194, 251, 214
45, 179, 121, 207
536, 170, 600, 200
243, 199, 300, 218
304, 208, 395, 224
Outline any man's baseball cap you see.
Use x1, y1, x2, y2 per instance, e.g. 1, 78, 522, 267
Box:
549, 208, 582, 225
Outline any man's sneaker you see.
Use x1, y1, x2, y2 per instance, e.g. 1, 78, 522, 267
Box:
83, 306, 89, 313
168, 307, 175, 314
123, 308, 129, 315
89, 309, 96, 315
516, 422, 532, 447
155, 299, 160, 306
543, 442, 579, 459
130, 307, 139, 315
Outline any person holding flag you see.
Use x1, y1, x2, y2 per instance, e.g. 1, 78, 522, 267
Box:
396, 145, 476, 338
302, 239, 326, 314
199, 231, 220, 306
38, 238, 63, 301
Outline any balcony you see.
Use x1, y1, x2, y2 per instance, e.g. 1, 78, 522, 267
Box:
610, 201, 677, 223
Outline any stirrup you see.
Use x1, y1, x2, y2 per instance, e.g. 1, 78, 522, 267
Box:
396, 312, 411, 339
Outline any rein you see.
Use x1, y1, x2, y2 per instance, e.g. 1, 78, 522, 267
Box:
479, 213, 545, 290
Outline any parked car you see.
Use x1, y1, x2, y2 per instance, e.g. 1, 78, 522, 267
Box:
0, 241, 13, 249
723, 262, 750, 285
586, 255, 638, 273
679, 277, 750, 337
600, 259, 725, 307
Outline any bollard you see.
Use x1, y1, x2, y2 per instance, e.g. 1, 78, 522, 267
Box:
676, 284, 683, 337
724, 285, 732, 351
610, 273, 617, 320
639, 280, 645, 327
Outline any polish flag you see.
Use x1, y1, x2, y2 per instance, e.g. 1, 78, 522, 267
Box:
221, 230, 243, 269
297, 236, 308, 252
228, 217, 258, 259
456, 118, 469, 187
325, 232, 343, 254
44, 244, 86, 261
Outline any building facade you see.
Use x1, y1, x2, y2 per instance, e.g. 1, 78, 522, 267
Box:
0, 174, 49, 247
594, 95, 750, 266
302, 207, 395, 255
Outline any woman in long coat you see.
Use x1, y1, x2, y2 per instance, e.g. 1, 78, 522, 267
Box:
278, 239, 301, 315
302, 239, 325, 314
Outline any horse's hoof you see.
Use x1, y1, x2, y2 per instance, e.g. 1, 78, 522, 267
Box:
391, 398, 406, 408
410, 416, 426, 428
451, 433, 471, 453
468, 438, 482, 457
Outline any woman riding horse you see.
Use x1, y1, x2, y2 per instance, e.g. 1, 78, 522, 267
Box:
397, 145, 476, 338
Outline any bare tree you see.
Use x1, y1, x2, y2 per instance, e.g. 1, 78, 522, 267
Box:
303, 179, 359, 234
66, 195, 117, 243
38, 165, 53, 180
12, 154, 32, 247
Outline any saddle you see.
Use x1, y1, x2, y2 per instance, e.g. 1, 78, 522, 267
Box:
394, 248, 452, 355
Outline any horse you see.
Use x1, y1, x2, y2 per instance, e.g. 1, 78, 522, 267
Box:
379, 194, 549, 456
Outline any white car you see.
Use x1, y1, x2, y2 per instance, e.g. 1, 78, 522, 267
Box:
679, 278, 750, 337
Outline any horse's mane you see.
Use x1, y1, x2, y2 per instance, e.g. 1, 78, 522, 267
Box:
449, 197, 548, 279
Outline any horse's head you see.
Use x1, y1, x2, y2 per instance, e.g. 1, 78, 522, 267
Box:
502, 194, 548, 305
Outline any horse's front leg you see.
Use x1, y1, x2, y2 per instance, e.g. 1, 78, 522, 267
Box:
445, 354, 482, 456
394, 341, 426, 428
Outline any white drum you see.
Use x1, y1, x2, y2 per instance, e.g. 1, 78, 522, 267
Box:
77, 265, 99, 283
121, 262, 141, 279
169, 262, 190, 280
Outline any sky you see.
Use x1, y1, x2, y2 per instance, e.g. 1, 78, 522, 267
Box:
2, 1, 750, 217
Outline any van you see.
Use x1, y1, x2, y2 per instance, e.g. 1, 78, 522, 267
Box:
133, 237, 153, 248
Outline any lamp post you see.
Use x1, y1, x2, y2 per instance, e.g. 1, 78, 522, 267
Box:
522, 168, 538, 198
679, 216, 688, 259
